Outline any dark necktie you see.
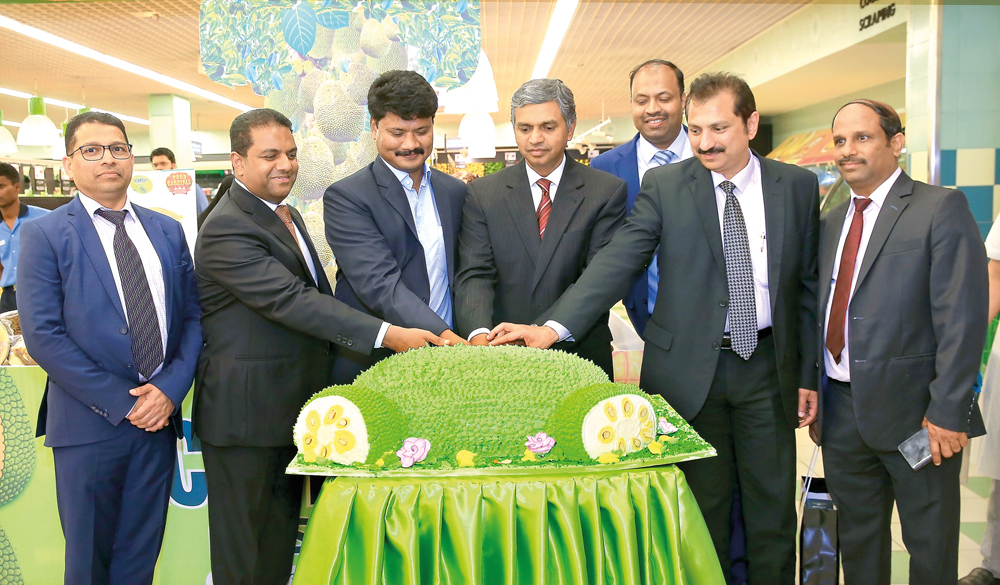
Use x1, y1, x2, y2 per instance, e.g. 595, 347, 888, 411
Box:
94, 208, 163, 379
275, 204, 300, 246
720, 180, 757, 360
536, 178, 552, 239
826, 197, 873, 363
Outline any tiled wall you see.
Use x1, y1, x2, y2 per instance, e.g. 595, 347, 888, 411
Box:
939, 148, 1000, 239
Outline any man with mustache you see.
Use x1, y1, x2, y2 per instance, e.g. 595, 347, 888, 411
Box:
325, 69, 468, 383
454, 78, 627, 377
490, 73, 821, 582
815, 100, 986, 584
194, 108, 445, 584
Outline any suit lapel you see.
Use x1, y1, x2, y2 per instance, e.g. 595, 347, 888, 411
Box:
430, 171, 456, 286
819, 201, 850, 314
67, 197, 126, 320
503, 162, 542, 260
690, 167, 726, 272
760, 158, 785, 310
855, 172, 912, 291
532, 158, 585, 290
373, 157, 418, 239
231, 183, 313, 280
616, 135, 642, 209
133, 205, 174, 328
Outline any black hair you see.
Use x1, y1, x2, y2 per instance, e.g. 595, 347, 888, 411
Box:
150, 147, 176, 164
0, 162, 19, 186
685, 72, 756, 125
832, 99, 904, 141
65, 111, 129, 154
230, 108, 293, 157
367, 70, 438, 124
629, 59, 685, 95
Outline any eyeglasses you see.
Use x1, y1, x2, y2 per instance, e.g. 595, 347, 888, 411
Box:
71, 143, 133, 161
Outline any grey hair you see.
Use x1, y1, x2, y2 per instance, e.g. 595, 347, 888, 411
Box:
509, 78, 577, 128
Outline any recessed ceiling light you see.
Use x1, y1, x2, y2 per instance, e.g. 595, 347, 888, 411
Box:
0, 14, 254, 112
531, 0, 580, 80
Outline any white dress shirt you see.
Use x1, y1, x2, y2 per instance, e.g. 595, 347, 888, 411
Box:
236, 179, 391, 348
79, 193, 168, 382
712, 154, 772, 332
383, 159, 452, 328
824, 166, 902, 382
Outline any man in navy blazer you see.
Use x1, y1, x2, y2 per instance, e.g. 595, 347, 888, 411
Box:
18, 112, 202, 584
326, 70, 467, 382
590, 59, 692, 336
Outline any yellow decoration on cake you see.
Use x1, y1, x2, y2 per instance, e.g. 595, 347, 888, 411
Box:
456, 450, 477, 467
647, 440, 664, 455
581, 394, 657, 459
597, 452, 620, 464
521, 449, 538, 462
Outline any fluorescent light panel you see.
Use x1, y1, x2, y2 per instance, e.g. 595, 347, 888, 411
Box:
0, 14, 253, 112
1, 120, 22, 128
531, 0, 580, 80
0, 86, 151, 125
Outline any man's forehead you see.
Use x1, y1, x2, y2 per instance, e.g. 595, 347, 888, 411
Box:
632, 67, 679, 95
75, 122, 126, 142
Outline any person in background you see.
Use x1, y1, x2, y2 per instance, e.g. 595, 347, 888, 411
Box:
816, 100, 986, 585
454, 78, 627, 378
150, 146, 209, 215
18, 111, 202, 585
325, 70, 468, 384
452, 170, 478, 184
0, 162, 49, 312
197, 173, 233, 228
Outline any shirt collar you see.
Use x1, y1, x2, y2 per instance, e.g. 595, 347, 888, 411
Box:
637, 127, 688, 164
17, 202, 28, 219
234, 178, 281, 211
711, 153, 758, 195
526, 154, 567, 188
79, 192, 137, 217
849, 166, 901, 212
382, 156, 431, 191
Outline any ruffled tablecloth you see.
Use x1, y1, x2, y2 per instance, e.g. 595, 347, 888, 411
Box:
293, 465, 724, 585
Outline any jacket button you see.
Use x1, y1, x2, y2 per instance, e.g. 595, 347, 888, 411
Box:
712, 342, 720, 350
120, 326, 128, 334
642, 300, 647, 306
719, 300, 728, 307
347, 340, 354, 347
422, 298, 428, 303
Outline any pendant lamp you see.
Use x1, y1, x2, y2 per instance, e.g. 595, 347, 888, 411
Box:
0, 111, 17, 155
16, 97, 60, 147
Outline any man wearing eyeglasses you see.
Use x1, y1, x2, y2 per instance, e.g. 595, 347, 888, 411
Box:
17, 111, 202, 585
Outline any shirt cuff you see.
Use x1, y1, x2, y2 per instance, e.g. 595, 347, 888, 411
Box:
543, 320, 573, 342
127, 397, 139, 417
468, 327, 491, 341
374, 321, 391, 349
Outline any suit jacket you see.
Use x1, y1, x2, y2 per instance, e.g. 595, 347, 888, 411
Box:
549, 155, 821, 427
18, 196, 202, 447
193, 182, 383, 447
817, 172, 987, 450
325, 157, 465, 336
455, 157, 627, 360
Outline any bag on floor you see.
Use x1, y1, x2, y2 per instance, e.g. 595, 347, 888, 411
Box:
799, 446, 839, 585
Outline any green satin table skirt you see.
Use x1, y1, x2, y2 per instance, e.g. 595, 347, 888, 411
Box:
293, 465, 724, 585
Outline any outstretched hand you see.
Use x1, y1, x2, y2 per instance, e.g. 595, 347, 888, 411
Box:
382, 325, 448, 352
488, 323, 559, 348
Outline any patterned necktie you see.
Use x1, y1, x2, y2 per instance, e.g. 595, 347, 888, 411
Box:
275, 204, 300, 246
94, 208, 163, 379
536, 178, 552, 239
826, 197, 873, 363
652, 149, 676, 167
720, 180, 757, 360
646, 150, 675, 313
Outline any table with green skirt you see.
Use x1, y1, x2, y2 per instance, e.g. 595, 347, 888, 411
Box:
292, 464, 725, 584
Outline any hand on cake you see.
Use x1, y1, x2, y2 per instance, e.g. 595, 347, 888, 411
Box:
128, 383, 174, 432
383, 325, 447, 352
469, 333, 489, 346
440, 330, 468, 346
488, 323, 558, 348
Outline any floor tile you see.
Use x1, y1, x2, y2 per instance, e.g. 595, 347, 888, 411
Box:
965, 497, 990, 523
891, 522, 905, 551
962, 522, 987, 546
891, 550, 910, 584
960, 549, 986, 576
968, 476, 994, 499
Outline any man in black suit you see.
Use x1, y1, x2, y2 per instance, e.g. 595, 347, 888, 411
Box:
454, 78, 627, 377
816, 100, 987, 585
491, 73, 821, 583
194, 108, 445, 585
326, 70, 467, 383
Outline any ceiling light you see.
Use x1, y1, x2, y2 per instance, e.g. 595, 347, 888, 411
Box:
0, 86, 150, 125
440, 51, 499, 114
530, 0, 580, 79
0, 111, 17, 155
0, 14, 253, 112
16, 97, 60, 147
1, 120, 21, 128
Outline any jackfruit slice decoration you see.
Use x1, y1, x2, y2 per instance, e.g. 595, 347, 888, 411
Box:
548, 383, 657, 461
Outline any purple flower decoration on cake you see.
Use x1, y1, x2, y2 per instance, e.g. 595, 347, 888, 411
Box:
658, 417, 678, 435
396, 438, 431, 468
525, 432, 556, 455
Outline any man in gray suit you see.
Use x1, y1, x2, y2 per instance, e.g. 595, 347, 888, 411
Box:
454, 78, 627, 377
817, 100, 987, 584
490, 73, 821, 583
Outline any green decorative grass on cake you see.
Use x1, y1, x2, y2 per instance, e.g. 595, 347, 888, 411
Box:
289, 345, 713, 476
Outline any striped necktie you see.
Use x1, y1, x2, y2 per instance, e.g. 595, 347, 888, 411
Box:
536, 178, 552, 239
652, 149, 676, 167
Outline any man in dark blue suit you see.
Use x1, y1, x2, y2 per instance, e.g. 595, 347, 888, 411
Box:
590, 59, 691, 336
18, 112, 202, 585
326, 70, 468, 382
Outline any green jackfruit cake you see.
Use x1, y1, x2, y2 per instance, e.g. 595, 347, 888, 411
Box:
0, 525, 24, 585
290, 346, 713, 474
0, 370, 35, 506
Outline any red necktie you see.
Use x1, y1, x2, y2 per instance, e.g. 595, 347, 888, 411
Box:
536, 178, 552, 239
827, 197, 872, 363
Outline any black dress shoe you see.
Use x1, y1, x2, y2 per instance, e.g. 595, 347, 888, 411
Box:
959, 568, 1000, 585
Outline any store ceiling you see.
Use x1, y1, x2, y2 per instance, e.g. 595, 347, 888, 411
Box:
0, 0, 861, 139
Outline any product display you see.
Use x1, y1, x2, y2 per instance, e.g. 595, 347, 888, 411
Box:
0, 313, 26, 366
289, 345, 714, 475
